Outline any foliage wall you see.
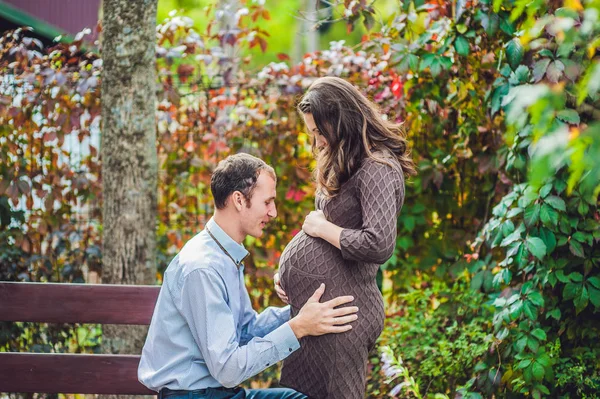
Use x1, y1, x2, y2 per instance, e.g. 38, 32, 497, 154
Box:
1, 0, 599, 397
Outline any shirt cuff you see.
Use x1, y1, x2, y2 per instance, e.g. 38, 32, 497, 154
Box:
264, 321, 300, 360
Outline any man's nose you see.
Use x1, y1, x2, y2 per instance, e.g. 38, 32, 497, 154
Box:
269, 204, 277, 218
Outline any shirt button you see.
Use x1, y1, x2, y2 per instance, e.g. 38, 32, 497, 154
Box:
266, 363, 270, 366
289, 348, 293, 352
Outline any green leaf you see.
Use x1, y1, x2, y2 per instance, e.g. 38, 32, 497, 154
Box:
420, 54, 436, 71
456, 23, 468, 34
532, 362, 545, 381
524, 203, 540, 226
506, 38, 524, 70
527, 336, 540, 352
403, 215, 416, 232
540, 184, 553, 198
539, 228, 557, 253
512, 65, 530, 84
510, 300, 524, 319
574, 286, 589, 314
491, 84, 509, 115
537, 384, 551, 395
515, 336, 527, 352
471, 270, 485, 291
578, 200, 589, 215
517, 359, 532, 369
502, 220, 515, 236
533, 58, 551, 82
497, 327, 509, 340
537, 353, 552, 368
515, 243, 529, 267
507, 207, 523, 218
589, 286, 600, 308
454, 35, 470, 56
587, 276, 600, 289
544, 195, 566, 211
430, 58, 443, 77
483, 12, 499, 35
569, 240, 585, 258
540, 204, 559, 227
499, 16, 515, 35
525, 366, 536, 384
563, 282, 579, 300
568, 272, 583, 282
408, 54, 419, 71
556, 7, 580, 18
531, 328, 547, 341
546, 60, 565, 83
546, 307, 561, 320
501, 224, 525, 247
572, 231, 588, 243
556, 109, 580, 125
523, 301, 537, 320
556, 270, 570, 283
528, 291, 544, 307
526, 237, 547, 260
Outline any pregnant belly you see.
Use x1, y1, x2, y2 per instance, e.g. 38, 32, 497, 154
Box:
279, 231, 342, 312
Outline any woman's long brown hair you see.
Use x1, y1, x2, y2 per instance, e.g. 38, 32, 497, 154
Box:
298, 76, 416, 197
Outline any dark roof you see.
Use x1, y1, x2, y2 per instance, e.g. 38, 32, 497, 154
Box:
0, 0, 100, 44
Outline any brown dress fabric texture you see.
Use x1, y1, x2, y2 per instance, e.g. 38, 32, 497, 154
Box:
278, 157, 405, 399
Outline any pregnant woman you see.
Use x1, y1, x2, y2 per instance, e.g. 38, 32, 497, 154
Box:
275, 77, 416, 399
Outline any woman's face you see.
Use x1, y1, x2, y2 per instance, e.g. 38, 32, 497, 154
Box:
303, 113, 328, 150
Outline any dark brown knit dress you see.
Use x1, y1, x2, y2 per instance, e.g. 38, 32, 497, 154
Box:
278, 157, 405, 399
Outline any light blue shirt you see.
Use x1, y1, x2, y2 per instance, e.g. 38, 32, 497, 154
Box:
138, 218, 300, 391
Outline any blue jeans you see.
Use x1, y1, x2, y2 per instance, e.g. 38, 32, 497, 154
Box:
159, 387, 307, 399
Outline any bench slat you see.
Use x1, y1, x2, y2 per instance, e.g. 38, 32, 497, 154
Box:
0, 352, 155, 394
0, 282, 160, 325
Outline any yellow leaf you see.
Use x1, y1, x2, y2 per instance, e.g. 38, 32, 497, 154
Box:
564, 0, 584, 11
569, 127, 580, 141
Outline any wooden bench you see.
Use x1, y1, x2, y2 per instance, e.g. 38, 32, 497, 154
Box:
0, 281, 160, 395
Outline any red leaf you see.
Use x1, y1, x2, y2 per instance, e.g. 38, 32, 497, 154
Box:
258, 37, 268, 53
44, 130, 57, 142
20, 235, 31, 253
0, 179, 9, 195
184, 140, 196, 152
7, 182, 19, 200
17, 180, 30, 195
285, 186, 306, 202
391, 77, 403, 98
177, 64, 195, 83
277, 53, 290, 61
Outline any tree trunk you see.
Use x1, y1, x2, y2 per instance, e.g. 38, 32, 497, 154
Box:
100, 0, 158, 397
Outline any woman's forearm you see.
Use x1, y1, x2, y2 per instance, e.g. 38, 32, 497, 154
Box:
318, 220, 343, 250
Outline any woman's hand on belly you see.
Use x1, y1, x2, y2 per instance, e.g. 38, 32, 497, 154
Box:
302, 210, 343, 250
273, 272, 289, 304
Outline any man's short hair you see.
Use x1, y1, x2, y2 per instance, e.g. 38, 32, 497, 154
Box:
210, 153, 276, 210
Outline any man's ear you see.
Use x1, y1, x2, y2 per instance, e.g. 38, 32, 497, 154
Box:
231, 191, 245, 212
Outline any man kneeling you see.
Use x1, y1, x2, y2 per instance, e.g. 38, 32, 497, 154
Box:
139, 153, 358, 399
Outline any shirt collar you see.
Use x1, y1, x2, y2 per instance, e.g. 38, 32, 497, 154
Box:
206, 218, 249, 266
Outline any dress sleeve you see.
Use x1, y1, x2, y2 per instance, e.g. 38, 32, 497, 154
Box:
339, 160, 404, 264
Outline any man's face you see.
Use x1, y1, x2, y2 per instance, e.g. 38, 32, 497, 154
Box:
240, 170, 277, 238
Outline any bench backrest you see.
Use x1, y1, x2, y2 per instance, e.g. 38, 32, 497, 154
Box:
0, 281, 160, 395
